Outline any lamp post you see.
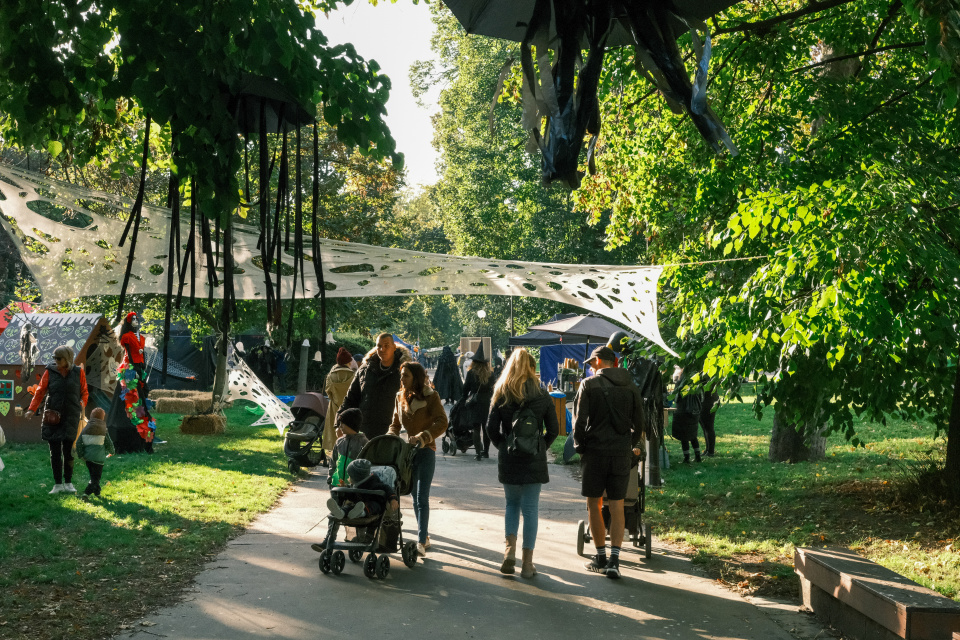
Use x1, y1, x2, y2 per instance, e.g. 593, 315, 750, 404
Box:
477, 309, 486, 357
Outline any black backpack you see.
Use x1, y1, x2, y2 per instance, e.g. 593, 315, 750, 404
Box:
506, 400, 544, 457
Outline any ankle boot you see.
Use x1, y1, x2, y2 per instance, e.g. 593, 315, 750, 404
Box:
694, 450, 702, 463
682, 453, 690, 464
521, 548, 537, 578
500, 535, 517, 574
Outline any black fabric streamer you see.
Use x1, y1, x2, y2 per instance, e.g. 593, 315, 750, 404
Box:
312, 125, 328, 361
115, 114, 151, 322
162, 170, 179, 385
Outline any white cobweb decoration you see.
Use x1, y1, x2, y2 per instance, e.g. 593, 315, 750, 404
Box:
0, 165, 675, 355
225, 354, 294, 433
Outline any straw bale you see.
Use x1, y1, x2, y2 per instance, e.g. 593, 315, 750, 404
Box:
179, 414, 226, 435
155, 398, 197, 414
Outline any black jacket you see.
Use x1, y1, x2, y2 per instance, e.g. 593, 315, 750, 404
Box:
337, 345, 412, 439
462, 368, 495, 426
41, 364, 84, 442
572, 367, 644, 456
486, 380, 560, 485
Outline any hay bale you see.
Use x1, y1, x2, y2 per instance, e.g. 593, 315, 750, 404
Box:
155, 398, 198, 414
150, 389, 177, 400
193, 397, 213, 413
179, 414, 226, 435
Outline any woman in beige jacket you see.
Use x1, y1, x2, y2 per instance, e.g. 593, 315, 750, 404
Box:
323, 348, 356, 454
388, 362, 448, 556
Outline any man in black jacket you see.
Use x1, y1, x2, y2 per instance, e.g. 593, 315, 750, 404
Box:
337, 333, 411, 439
572, 345, 645, 579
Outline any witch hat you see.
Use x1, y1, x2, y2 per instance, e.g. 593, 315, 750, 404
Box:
471, 341, 488, 363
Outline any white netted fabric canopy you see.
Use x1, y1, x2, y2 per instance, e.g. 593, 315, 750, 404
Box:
0, 165, 674, 354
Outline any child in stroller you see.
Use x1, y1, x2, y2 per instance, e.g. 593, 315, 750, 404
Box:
314, 433, 420, 580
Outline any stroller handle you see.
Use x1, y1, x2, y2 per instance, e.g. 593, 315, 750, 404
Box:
330, 487, 387, 498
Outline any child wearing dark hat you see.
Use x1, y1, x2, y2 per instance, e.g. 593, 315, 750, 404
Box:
75, 407, 114, 497
326, 458, 398, 520
328, 407, 368, 487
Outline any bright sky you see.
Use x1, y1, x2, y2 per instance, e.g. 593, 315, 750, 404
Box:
318, 2, 440, 189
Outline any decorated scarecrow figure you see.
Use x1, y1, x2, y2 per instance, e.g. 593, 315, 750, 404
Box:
116, 312, 156, 449
18, 321, 39, 379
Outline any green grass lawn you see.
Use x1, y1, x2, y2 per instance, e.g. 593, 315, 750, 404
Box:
553, 395, 960, 601
0, 404, 293, 640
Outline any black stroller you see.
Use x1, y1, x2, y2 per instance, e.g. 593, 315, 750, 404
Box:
318, 435, 419, 580
576, 457, 652, 559
440, 400, 477, 456
283, 392, 328, 474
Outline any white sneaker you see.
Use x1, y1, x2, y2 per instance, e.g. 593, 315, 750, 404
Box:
423, 536, 432, 550
417, 542, 427, 556
326, 497, 345, 520
48, 484, 65, 494
63, 483, 77, 494
346, 502, 366, 519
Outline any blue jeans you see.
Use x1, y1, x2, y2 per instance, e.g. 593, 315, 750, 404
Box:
503, 483, 542, 550
411, 448, 436, 544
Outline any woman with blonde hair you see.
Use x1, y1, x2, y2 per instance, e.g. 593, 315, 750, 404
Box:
25, 345, 89, 494
388, 361, 448, 555
485, 348, 559, 578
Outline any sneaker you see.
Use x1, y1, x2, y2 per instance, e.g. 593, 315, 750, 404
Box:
605, 557, 621, 579
152, 439, 167, 445
84, 483, 95, 496
423, 536, 431, 550
48, 484, 65, 495
326, 497, 345, 520
417, 542, 427, 556
584, 554, 607, 573
475, 454, 483, 461
310, 542, 326, 553
482, 451, 490, 459
346, 502, 366, 519
63, 483, 77, 494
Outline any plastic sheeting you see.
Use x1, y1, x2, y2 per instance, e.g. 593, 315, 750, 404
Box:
0, 165, 674, 355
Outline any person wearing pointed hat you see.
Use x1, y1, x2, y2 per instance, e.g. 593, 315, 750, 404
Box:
461, 342, 496, 460
322, 347, 356, 456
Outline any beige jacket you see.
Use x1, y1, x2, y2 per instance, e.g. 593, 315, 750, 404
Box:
387, 385, 448, 452
323, 365, 355, 451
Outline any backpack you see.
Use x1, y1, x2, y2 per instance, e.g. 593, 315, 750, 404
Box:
505, 400, 544, 457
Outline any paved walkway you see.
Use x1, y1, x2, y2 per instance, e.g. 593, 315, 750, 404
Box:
118, 445, 836, 640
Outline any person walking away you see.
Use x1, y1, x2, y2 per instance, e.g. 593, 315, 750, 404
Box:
75, 407, 114, 498
462, 343, 496, 460
486, 348, 560, 578
387, 362, 448, 555
432, 345, 463, 404
338, 333, 412, 439
671, 377, 703, 463
572, 346, 645, 579
323, 348, 356, 456
699, 386, 720, 457
25, 345, 89, 494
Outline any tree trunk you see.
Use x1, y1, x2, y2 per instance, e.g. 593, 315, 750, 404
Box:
944, 355, 960, 501
769, 406, 827, 463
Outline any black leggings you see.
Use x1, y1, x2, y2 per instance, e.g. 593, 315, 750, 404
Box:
699, 393, 719, 454
85, 461, 104, 494
472, 423, 490, 455
48, 440, 74, 484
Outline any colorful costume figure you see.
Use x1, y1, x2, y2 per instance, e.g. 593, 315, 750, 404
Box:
117, 312, 156, 445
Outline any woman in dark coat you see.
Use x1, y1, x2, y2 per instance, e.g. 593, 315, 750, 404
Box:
432, 345, 463, 404
25, 345, 88, 494
671, 376, 703, 463
462, 343, 496, 460
486, 348, 560, 579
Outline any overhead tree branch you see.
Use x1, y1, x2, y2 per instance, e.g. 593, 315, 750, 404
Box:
713, 0, 859, 35
790, 41, 923, 74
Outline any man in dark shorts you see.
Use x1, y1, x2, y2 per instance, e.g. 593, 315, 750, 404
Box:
572, 345, 645, 579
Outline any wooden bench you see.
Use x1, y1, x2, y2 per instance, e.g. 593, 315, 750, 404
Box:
795, 546, 960, 640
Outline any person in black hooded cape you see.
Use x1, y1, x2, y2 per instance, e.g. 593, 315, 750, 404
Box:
432, 345, 463, 404
460, 342, 496, 460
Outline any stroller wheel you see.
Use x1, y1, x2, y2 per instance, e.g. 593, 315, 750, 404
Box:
402, 541, 418, 568
375, 554, 390, 580
349, 549, 363, 563
364, 553, 377, 579
441, 439, 450, 454
450, 445, 457, 457
331, 550, 346, 575
288, 460, 300, 474
576, 520, 586, 557
319, 550, 333, 574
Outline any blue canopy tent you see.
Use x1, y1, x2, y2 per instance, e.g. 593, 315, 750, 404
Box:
538, 342, 605, 386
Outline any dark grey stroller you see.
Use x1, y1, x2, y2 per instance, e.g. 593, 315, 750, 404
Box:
283, 393, 328, 473
318, 435, 419, 580
576, 457, 652, 559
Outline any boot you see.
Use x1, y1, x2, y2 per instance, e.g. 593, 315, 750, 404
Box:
521, 548, 537, 578
500, 535, 517, 574
694, 450, 702, 463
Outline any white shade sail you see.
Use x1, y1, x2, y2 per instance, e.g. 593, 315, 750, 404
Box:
0, 165, 675, 355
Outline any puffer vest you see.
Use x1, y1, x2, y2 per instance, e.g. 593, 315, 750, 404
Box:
42, 364, 83, 442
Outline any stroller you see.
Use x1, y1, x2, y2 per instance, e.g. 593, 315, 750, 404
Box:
440, 400, 477, 456
283, 392, 328, 474
576, 457, 652, 559
318, 435, 419, 580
